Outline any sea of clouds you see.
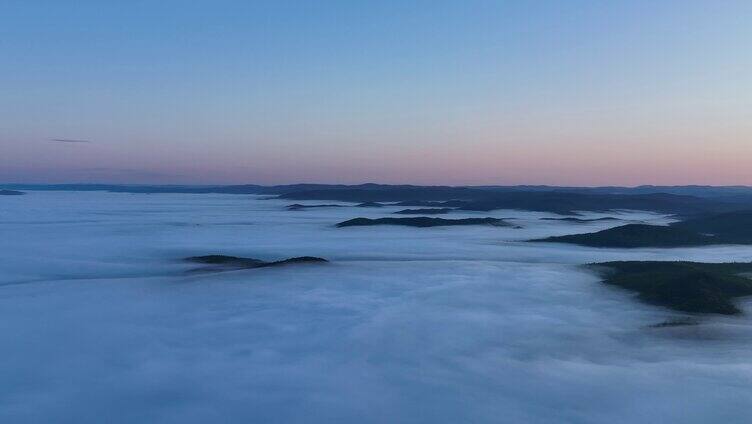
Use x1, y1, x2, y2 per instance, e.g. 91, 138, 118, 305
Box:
1, 192, 751, 423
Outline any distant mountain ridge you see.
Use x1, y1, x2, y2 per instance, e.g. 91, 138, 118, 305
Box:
5, 183, 752, 216
6, 183, 752, 198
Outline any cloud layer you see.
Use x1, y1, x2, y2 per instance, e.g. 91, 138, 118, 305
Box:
1, 193, 751, 423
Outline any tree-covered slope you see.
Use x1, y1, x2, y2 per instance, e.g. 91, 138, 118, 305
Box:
535, 211, 752, 247
591, 261, 752, 315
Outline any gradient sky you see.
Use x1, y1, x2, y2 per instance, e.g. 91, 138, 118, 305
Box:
1, 0, 750, 185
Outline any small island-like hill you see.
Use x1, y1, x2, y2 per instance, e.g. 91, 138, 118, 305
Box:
186, 255, 327, 271
539, 217, 619, 223
394, 208, 453, 215
286, 204, 343, 210
336, 217, 509, 228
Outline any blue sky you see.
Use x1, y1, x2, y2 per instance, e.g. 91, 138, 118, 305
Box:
1, 1, 750, 185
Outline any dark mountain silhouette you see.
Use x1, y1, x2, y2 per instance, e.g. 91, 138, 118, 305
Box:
280, 188, 744, 216
280, 186, 483, 202
534, 224, 712, 247
6, 183, 752, 216
590, 261, 752, 315
336, 217, 509, 228
286, 204, 343, 210
185, 255, 327, 272
394, 208, 453, 215
535, 210, 752, 247
672, 210, 752, 244
539, 217, 619, 223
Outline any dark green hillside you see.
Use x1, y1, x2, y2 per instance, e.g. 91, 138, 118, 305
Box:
535, 224, 713, 247
457, 192, 730, 215
286, 204, 343, 210
591, 261, 752, 314
394, 208, 453, 215
393, 200, 468, 207
186, 255, 327, 271
534, 210, 752, 247
336, 217, 509, 228
540, 217, 619, 223
280, 188, 743, 215
672, 210, 752, 244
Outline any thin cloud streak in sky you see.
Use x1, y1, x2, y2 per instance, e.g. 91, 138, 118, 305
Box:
51, 138, 92, 144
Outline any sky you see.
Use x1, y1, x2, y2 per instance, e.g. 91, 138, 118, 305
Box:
1, 0, 750, 186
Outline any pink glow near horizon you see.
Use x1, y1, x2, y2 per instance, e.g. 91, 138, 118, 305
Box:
3, 133, 751, 186
2, 1, 751, 186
